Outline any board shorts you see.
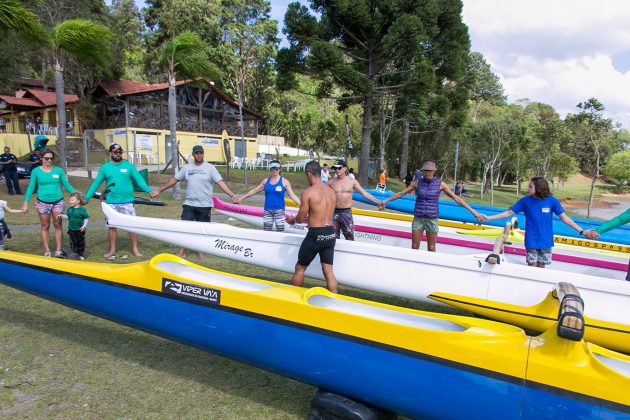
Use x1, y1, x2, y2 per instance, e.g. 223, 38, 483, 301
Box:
526, 248, 552, 266
36, 199, 65, 215
332, 207, 354, 240
181, 205, 211, 222
263, 208, 285, 231
105, 202, 136, 225
297, 226, 336, 267
412, 216, 439, 233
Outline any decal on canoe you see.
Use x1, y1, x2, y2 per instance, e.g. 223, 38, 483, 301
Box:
214, 239, 254, 258
162, 278, 221, 305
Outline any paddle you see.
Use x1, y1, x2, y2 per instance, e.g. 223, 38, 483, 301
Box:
93, 183, 165, 206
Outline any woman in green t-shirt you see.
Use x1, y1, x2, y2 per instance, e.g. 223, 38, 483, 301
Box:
22, 149, 75, 257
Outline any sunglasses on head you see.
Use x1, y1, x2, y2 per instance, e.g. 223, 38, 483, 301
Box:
43, 156, 54, 161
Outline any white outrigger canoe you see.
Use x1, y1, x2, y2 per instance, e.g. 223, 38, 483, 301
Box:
102, 203, 630, 353
213, 198, 629, 280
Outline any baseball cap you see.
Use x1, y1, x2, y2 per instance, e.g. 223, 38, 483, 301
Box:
192, 145, 204, 153
331, 159, 346, 169
269, 160, 281, 169
109, 143, 123, 152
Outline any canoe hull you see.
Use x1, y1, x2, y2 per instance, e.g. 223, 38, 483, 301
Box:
216, 199, 628, 280
0, 253, 629, 418
102, 203, 630, 329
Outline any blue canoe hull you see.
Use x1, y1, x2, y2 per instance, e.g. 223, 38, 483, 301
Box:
0, 259, 628, 418
355, 189, 630, 245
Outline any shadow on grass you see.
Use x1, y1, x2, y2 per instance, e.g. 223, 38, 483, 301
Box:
0, 303, 313, 415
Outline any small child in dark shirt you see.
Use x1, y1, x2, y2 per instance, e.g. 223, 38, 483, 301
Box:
0, 199, 23, 250
58, 192, 89, 259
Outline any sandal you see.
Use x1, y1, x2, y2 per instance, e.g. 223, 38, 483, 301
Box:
104, 255, 116, 261
44, 251, 52, 257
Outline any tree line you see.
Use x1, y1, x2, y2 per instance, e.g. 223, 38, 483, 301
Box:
2, 0, 628, 205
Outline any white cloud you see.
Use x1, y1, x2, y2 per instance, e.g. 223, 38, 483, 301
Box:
463, 0, 630, 128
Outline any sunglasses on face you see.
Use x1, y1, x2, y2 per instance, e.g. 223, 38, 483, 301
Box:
43, 156, 54, 161
270, 167, 280, 171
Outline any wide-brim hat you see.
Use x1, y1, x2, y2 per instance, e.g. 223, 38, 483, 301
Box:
420, 161, 437, 171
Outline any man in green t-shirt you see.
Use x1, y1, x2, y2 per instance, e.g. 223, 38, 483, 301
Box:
85, 144, 152, 259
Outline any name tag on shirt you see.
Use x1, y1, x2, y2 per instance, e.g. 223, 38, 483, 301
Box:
53, 174, 59, 178
275, 186, 282, 192
120, 169, 128, 173
542, 207, 550, 213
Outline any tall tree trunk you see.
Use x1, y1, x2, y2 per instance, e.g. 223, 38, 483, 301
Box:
379, 112, 385, 171
168, 76, 182, 200
490, 165, 495, 206
358, 93, 374, 187
399, 119, 409, 179
53, 59, 67, 173
587, 147, 600, 218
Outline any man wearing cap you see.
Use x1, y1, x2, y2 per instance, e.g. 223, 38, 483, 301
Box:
151, 145, 239, 258
0, 146, 22, 195
86, 143, 153, 259
328, 159, 384, 240
382, 159, 484, 252
235, 159, 301, 232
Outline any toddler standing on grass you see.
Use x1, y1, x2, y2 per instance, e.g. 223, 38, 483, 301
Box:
0, 199, 23, 250
57, 192, 89, 260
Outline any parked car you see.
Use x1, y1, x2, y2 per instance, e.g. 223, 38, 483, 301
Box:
0, 162, 32, 180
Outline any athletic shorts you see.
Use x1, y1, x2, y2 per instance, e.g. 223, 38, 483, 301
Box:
297, 226, 336, 267
105, 203, 136, 225
526, 248, 552, 266
181, 205, 211, 222
332, 208, 354, 240
412, 216, 439, 233
36, 199, 65, 215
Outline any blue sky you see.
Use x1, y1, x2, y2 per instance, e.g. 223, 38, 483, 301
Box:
130, 0, 630, 128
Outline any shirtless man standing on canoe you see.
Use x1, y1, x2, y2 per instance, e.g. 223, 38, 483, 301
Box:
328, 159, 384, 240
286, 160, 338, 293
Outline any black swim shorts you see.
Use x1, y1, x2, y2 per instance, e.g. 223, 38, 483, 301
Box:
297, 226, 336, 267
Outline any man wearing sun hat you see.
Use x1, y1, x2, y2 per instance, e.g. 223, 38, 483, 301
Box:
327, 159, 384, 240
381, 159, 484, 252
86, 143, 153, 258
235, 159, 301, 231
152, 145, 239, 257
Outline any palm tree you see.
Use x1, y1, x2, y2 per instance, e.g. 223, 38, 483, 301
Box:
48, 19, 112, 172
159, 32, 220, 200
0, 0, 44, 38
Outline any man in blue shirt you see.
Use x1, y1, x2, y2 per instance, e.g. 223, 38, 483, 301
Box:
481, 177, 585, 267
0, 146, 22, 195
